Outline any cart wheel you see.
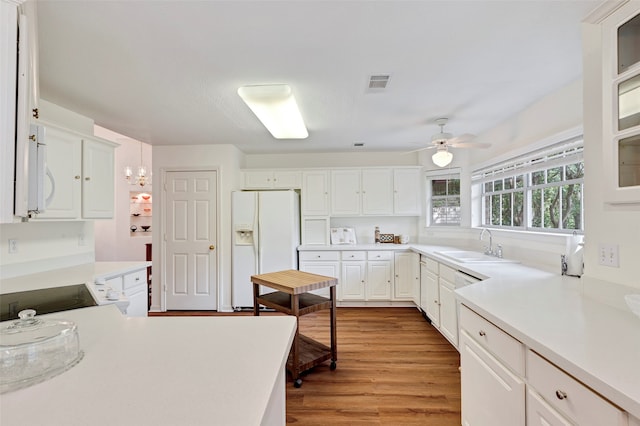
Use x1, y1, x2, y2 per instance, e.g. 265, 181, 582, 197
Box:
294, 378, 303, 388
330, 361, 337, 370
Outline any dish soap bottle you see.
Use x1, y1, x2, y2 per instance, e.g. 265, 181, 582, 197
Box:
375, 226, 380, 244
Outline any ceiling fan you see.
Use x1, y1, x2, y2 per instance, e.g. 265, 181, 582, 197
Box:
410, 118, 491, 167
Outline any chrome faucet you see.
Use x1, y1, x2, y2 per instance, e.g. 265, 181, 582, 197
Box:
480, 228, 493, 256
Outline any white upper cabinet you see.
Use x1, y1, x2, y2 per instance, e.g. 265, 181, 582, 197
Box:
302, 170, 329, 216
242, 170, 301, 189
330, 168, 396, 216
32, 125, 116, 220
601, 2, 640, 204
393, 168, 421, 215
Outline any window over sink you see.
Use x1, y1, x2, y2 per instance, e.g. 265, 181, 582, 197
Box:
426, 170, 461, 226
473, 136, 584, 234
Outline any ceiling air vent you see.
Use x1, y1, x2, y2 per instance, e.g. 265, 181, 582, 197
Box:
368, 75, 390, 90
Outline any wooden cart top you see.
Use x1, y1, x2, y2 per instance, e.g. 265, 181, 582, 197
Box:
251, 269, 338, 295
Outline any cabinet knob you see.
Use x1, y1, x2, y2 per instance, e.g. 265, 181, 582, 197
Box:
479, 330, 486, 337
135, 277, 140, 281
85, 177, 91, 181
209, 245, 215, 250
555, 390, 568, 400
75, 175, 81, 180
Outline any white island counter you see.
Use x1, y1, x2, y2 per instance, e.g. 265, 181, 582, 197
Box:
0, 305, 296, 426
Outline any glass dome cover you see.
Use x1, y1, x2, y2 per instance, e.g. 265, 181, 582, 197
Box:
0, 309, 83, 394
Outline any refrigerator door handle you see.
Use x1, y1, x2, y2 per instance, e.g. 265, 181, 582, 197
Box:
253, 200, 260, 274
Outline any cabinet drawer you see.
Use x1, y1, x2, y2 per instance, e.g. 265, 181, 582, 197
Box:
299, 251, 340, 261
367, 251, 393, 260
459, 304, 525, 375
123, 270, 147, 291
421, 256, 439, 274
341, 251, 366, 261
439, 264, 456, 283
527, 351, 626, 426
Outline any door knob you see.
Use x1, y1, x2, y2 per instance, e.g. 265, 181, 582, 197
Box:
209, 245, 215, 250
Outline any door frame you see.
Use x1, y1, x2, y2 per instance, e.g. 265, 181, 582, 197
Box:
157, 166, 221, 312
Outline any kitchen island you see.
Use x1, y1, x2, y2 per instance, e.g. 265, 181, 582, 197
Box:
0, 304, 297, 426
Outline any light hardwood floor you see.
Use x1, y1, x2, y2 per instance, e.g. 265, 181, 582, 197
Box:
150, 307, 461, 425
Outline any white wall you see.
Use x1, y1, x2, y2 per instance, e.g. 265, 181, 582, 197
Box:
93, 125, 152, 262
151, 144, 243, 312
582, 20, 640, 290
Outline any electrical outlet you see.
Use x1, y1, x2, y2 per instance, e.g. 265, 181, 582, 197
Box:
598, 243, 619, 267
8, 239, 18, 253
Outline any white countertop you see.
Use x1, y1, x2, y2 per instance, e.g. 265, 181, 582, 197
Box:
0, 305, 297, 425
409, 244, 640, 419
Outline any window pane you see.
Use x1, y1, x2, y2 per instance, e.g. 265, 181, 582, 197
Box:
501, 193, 512, 226
484, 195, 491, 226
448, 179, 461, 195
516, 175, 524, 188
562, 184, 582, 230
565, 162, 584, 180
547, 167, 563, 183
619, 134, 640, 187
494, 179, 503, 191
532, 171, 545, 185
484, 182, 493, 192
618, 13, 640, 73
531, 189, 542, 227
432, 180, 447, 196
544, 186, 560, 228
504, 177, 513, 190
513, 191, 524, 227
432, 198, 460, 225
491, 195, 500, 225
618, 73, 640, 130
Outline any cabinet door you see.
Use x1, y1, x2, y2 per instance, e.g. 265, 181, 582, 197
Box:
243, 170, 274, 189
366, 260, 392, 300
302, 171, 329, 216
340, 261, 366, 300
394, 168, 421, 215
273, 170, 301, 189
393, 252, 418, 300
331, 169, 360, 215
298, 261, 339, 298
424, 269, 440, 327
526, 388, 572, 426
82, 137, 115, 218
361, 168, 393, 215
439, 278, 458, 347
460, 329, 525, 426
33, 126, 82, 219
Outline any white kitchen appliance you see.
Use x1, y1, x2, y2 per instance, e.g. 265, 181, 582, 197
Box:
231, 190, 300, 308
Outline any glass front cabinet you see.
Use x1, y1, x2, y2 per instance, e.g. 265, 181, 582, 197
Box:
603, 3, 640, 204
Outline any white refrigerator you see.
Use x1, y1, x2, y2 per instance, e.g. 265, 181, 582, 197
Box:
231, 190, 300, 308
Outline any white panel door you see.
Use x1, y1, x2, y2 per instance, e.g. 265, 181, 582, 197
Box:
394, 168, 421, 215
340, 261, 366, 300
439, 278, 458, 347
298, 261, 338, 298
82, 137, 115, 219
366, 260, 392, 300
331, 169, 360, 215
165, 170, 218, 310
302, 170, 329, 215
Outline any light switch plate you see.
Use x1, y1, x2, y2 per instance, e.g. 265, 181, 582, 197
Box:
598, 243, 619, 267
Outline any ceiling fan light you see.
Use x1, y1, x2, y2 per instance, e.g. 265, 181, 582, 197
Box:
237, 84, 308, 139
432, 149, 453, 167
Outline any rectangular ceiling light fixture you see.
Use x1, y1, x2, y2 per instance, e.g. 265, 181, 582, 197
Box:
237, 84, 308, 139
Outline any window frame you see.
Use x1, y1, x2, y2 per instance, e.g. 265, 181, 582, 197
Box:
426, 169, 462, 227
473, 137, 584, 234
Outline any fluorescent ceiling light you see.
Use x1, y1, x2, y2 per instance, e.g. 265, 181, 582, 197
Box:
237, 84, 308, 139
432, 148, 453, 167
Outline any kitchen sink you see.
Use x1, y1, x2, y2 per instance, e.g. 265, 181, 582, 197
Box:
435, 250, 520, 263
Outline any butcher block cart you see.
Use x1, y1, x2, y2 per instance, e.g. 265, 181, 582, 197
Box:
251, 269, 337, 388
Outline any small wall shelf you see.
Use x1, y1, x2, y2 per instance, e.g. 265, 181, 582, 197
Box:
130, 191, 152, 235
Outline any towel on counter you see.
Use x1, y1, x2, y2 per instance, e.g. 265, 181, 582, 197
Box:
565, 234, 584, 277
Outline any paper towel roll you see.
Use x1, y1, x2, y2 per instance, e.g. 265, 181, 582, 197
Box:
565, 235, 584, 276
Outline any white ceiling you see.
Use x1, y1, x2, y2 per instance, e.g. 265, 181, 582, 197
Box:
36, 0, 600, 154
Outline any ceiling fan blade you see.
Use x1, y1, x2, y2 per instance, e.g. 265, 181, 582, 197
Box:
447, 133, 475, 145
403, 145, 437, 154
450, 141, 492, 149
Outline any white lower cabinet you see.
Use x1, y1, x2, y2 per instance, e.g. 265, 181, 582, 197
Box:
459, 305, 525, 426
393, 251, 419, 302
298, 251, 340, 298
103, 268, 148, 317
527, 387, 572, 426
340, 251, 366, 300
438, 264, 458, 347
366, 251, 393, 300
527, 350, 627, 426
421, 256, 440, 327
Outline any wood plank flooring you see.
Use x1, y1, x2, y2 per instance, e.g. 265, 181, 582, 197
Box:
150, 307, 461, 425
